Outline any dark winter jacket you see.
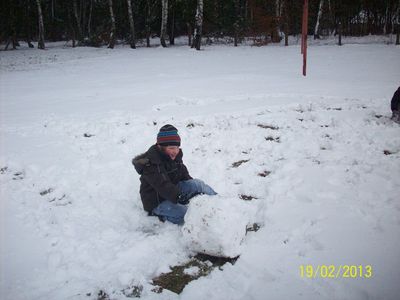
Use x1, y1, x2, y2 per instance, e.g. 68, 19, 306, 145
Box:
132, 144, 192, 213
391, 87, 400, 112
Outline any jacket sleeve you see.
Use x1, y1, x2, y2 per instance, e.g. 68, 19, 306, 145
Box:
141, 164, 180, 203
180, 163, 193, 181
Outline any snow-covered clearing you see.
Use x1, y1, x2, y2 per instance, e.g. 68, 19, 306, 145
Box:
1, 38, 399, 300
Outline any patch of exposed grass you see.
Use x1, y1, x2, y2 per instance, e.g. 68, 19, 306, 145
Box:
152, 259, 213, 294
152, 254, 239, 294
257, 124, 279, 130
97, 290, 110, 300
232, 159, 249, 168
265, 136, 280, 143
239, 194, 258, 201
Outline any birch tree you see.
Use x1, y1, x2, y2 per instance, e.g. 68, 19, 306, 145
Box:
108, 0, 116, 49
192, 0, 203, 50
160, 0, 168, 47
127, 0, 136, 48
314, 0, 324, 39
36, 0, 45, 49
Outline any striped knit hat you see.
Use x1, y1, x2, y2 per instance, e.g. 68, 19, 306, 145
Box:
157, 124, 181, 146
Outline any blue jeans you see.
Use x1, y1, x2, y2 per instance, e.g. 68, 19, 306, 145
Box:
152, 179, 217, 225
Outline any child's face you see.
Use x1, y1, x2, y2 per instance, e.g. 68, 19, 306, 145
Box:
163, 146, 180, 160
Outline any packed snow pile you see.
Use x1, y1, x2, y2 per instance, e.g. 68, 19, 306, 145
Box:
182, 195, 257, 258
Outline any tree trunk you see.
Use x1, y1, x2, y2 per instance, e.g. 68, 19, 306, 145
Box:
314, 0, 324, 39
384, 3, 389, 35
234, 0, 240, 47
338, 21, 342, 46
8, 3, 18, 50
169, 0, 175, 45
87, 0, 93, 39
73, 0, 83, 44
187, 23, 192, 46
67, 7, 76, 47
160, 0, 168, 47
36, 0, 45, 49
283, 0, 289, 46
81, 0, 87, 38
272, 0, 281, 43
193, 0, 203, 50
395, 0, 400, 45
327, 0, 335, 35
127, 0, 136, 48
146, 0, 151, 47
108, 0, 116, 49
25, 0, 35, 48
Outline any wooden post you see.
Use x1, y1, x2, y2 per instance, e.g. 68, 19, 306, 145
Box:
302, 0, 308, 76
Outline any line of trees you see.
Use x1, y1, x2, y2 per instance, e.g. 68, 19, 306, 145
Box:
1, 0, 399, 50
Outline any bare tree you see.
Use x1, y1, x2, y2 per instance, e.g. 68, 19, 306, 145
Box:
396, 0, 400, 45
36, 0, 45, 49
73, 0, 83, 43
108, 0, 116, 49
145, 0, 157, 47
169, 0, 175, 45
66, 5, 77, 47
25, 0, 35, 48
283, 0, 289, 46
160, 0, 168, 47
187, 22, 192, 46
192, 0, 203, 50
127, 0, 136, 48
384, 1, 389, 35
314, 0, 324, 39
87, 0, 93, 39
272, 0, 281, 42
4, 2, 19, 50
234, 0, 240, 46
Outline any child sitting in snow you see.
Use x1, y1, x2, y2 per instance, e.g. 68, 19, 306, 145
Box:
132, 124, 217, 225
391, 86, 400, 123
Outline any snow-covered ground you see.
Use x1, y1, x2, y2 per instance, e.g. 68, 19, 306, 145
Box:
1, 37, 399, 300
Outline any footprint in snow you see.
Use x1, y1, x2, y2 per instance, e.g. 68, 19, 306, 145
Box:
0, 167, 25, 180
13, 171, 25, 180
83, 133, 95, 138
39, 188, 71, 206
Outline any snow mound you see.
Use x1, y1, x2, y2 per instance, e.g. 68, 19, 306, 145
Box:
182, 195, 256, 258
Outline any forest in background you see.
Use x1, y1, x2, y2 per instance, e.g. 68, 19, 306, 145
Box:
1, 0, 400, 50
